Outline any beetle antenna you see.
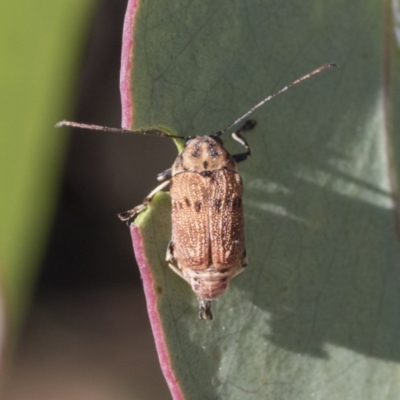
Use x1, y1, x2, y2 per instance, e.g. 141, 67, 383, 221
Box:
215, 62, 337, 137
55, 120, 188, 140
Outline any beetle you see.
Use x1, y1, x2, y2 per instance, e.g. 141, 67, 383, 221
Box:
57, 63, 336, 319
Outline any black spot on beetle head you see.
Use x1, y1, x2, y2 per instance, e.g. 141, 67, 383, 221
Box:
191, 143, 201, 158
207, 141, 220, 158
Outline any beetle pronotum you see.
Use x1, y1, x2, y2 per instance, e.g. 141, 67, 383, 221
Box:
57, 63, 337, 320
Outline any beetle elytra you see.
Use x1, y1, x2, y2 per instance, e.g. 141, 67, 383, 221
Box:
56, 63, 337, 320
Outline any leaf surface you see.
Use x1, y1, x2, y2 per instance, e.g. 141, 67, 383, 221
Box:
123, 0, 400, 398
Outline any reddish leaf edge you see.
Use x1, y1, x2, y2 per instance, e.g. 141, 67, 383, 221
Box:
120, 0, 138, 129
122, 3, 184, 398
130, 225, 184, 400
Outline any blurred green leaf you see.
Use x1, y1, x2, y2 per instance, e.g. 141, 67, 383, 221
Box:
0, 0, 95, 336
127, 0, 400, 399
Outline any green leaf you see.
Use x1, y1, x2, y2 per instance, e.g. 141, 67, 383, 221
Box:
0, 1, 95, 338
124, 0, 400, 398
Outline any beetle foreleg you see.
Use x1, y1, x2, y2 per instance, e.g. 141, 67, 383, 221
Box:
118, 179, 170, 223
232, 119, 257, 163
157, 168, 172, 182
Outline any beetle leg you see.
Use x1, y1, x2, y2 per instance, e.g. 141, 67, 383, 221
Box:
242, 247, 248, 268
166, 241, 184, 278
232, 119, 257, 163
157, 168, 172, 182
167, 263, 184, 278
230, 248, 248, 279
198, 299, 212, 320
118, 179, 170, 223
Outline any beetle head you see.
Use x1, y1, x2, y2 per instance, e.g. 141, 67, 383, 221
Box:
172, 135, 237, 175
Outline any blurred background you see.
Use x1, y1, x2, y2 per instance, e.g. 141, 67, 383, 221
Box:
1, 0, 175, 398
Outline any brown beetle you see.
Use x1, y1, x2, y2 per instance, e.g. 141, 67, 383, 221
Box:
56, 63, 336, 319
166, 126, 254, 319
